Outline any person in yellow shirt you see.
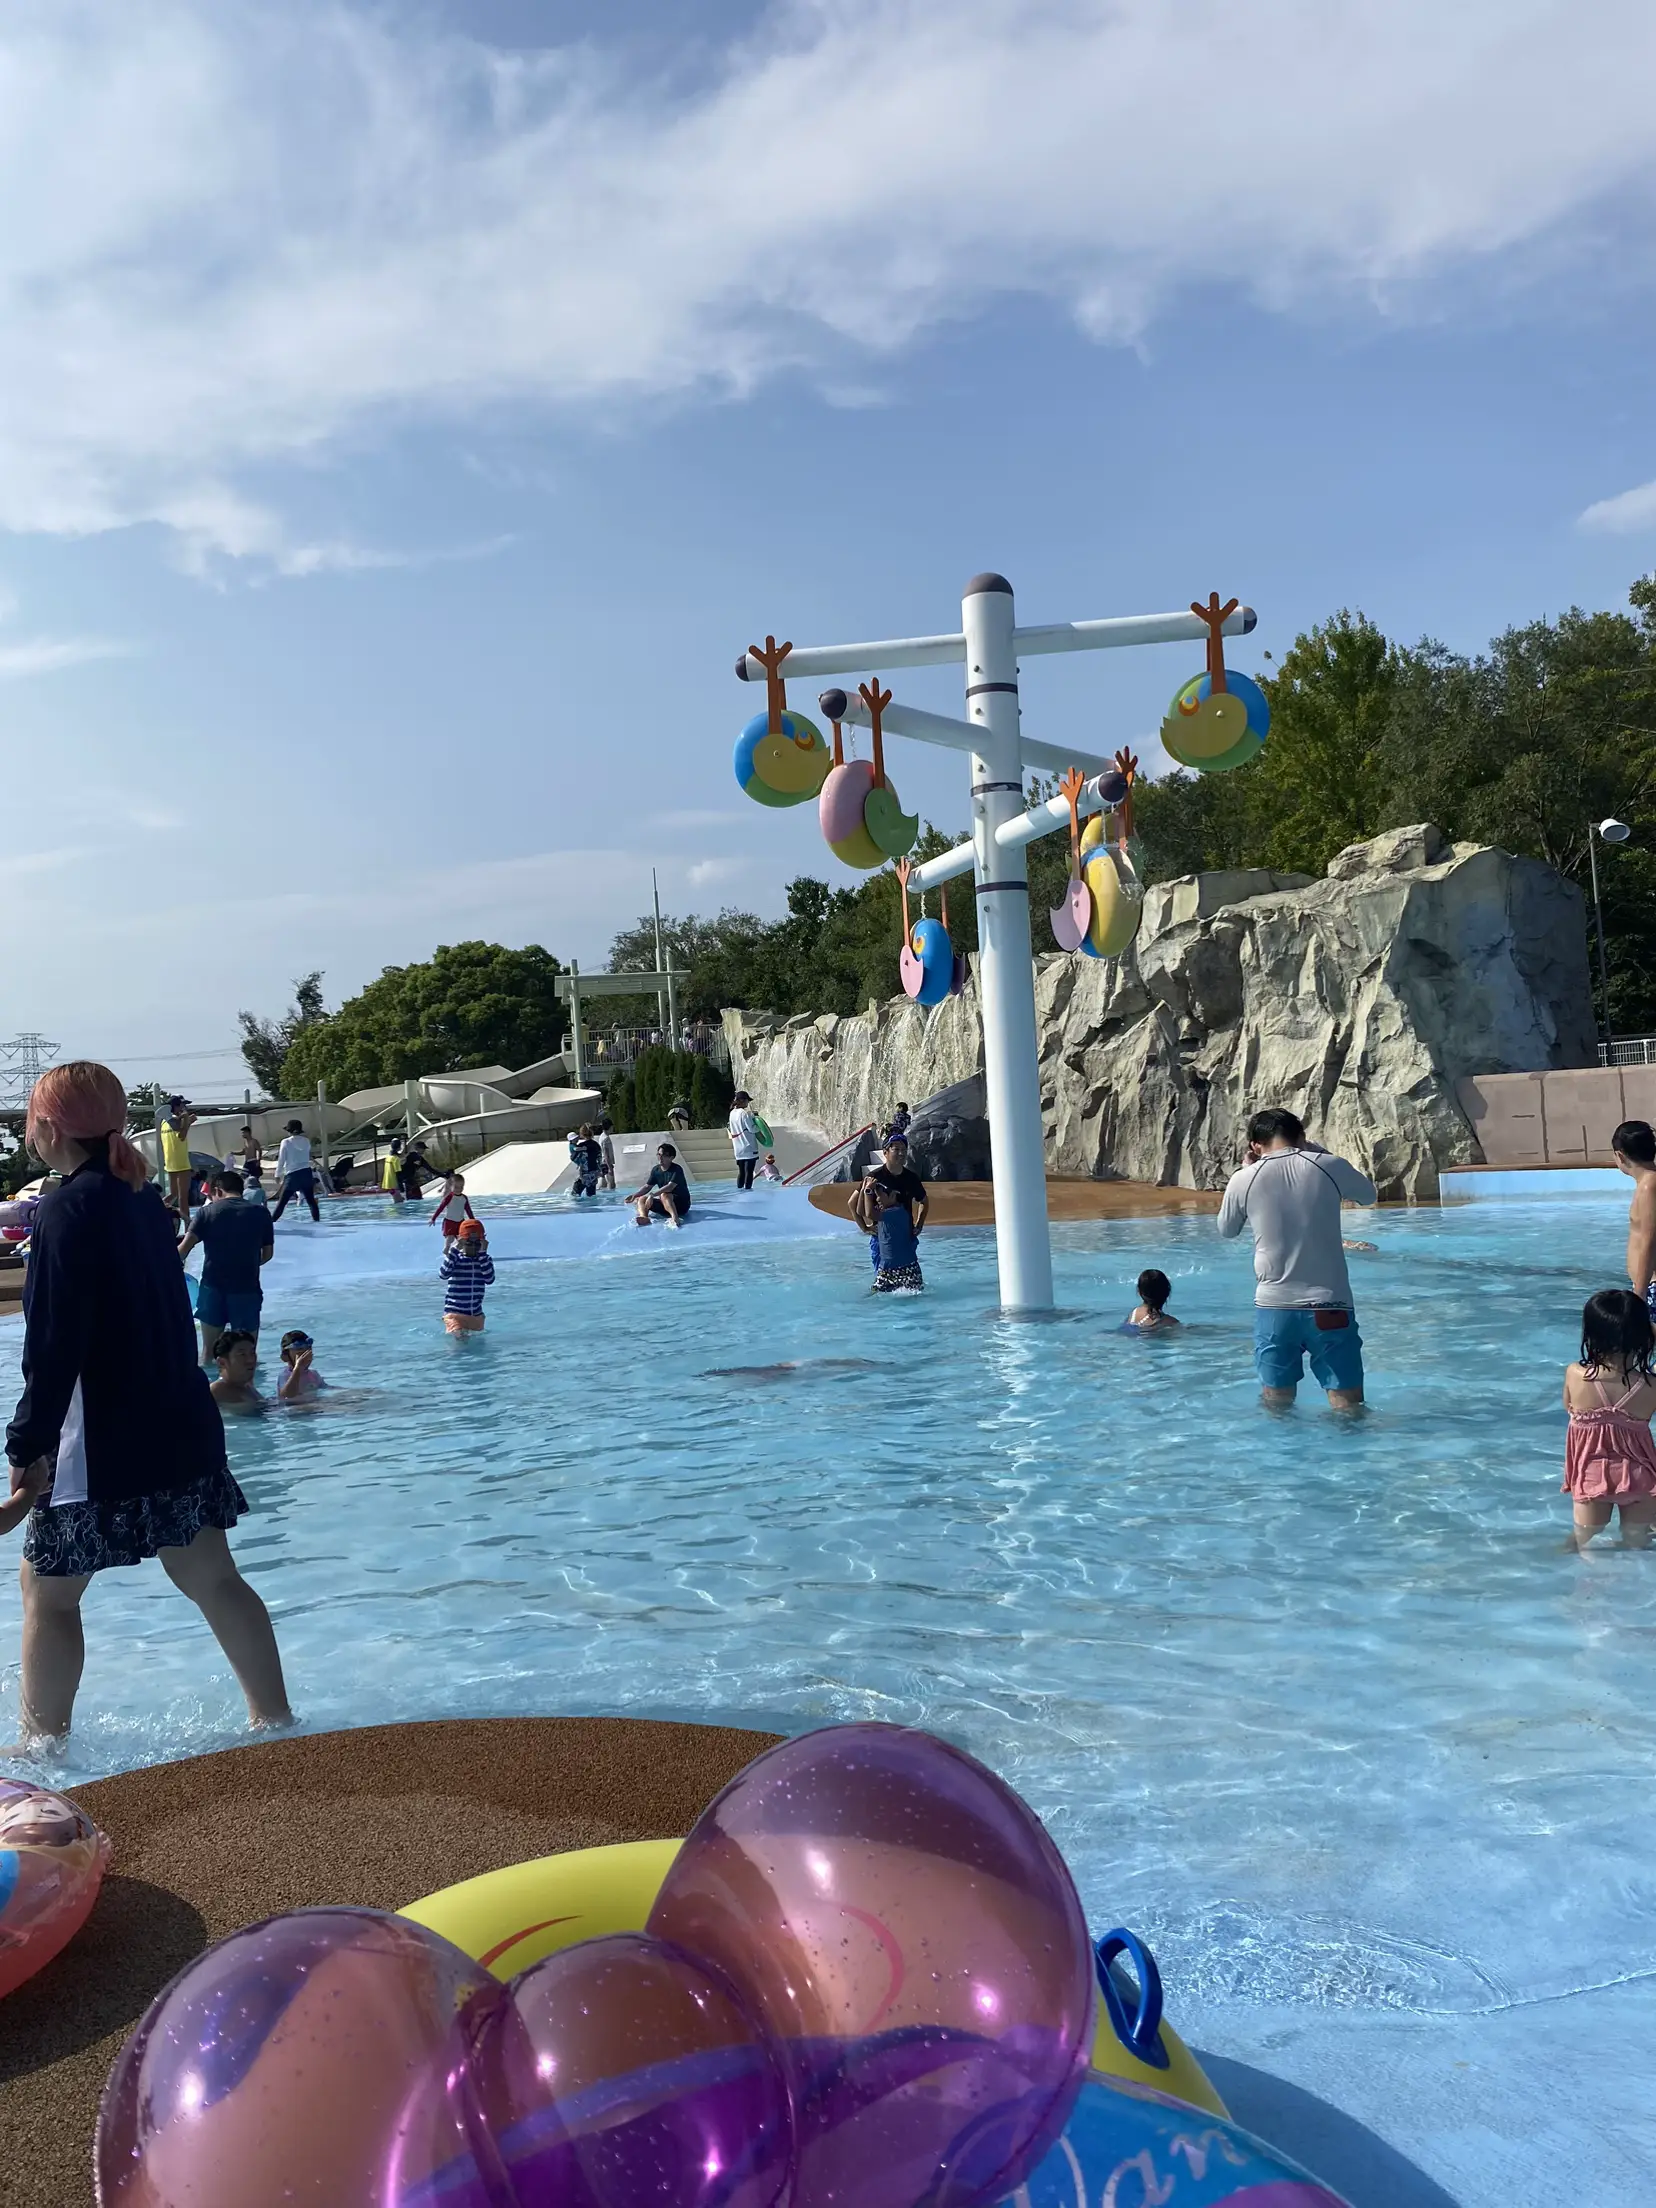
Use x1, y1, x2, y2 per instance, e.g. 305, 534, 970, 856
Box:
158, 1095, 195, 1213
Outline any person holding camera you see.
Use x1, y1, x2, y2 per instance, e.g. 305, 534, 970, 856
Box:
1217, 1107, 1376, 1409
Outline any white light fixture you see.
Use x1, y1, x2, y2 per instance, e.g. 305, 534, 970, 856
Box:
1599, 818, 1632, 844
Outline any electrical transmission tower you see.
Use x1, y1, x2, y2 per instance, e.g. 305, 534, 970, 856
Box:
0, 1032, 59, 1110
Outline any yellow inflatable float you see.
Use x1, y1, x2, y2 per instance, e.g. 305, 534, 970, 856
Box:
1077, 814, 1144, 960
401, 1836, 1226, 2119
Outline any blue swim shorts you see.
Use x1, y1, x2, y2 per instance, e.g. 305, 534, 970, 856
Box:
1254, 1306, 1364, 1394
196, 1282, 263, 1333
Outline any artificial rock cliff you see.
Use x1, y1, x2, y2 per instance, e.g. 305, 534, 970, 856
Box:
723, 825, 1595, 1199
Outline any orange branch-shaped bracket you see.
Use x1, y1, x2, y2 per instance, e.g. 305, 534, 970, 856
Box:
859, 679, 894, 788
830, 718, 844, 768
1058, 764, 1086, 878
1112, 746, 1139, 843
895, 854, 912, 942
748, 635, 793, 735
1189, 594, 1240, 694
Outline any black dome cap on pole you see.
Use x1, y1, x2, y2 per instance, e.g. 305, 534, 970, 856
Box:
964, 572, 1013, 597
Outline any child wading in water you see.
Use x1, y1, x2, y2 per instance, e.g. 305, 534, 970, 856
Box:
1126, 1269, 1181, 1332
872, 1183, 923, 1294
441, 1217, 495, 1332
1563, 1289, 1656, 1549
431, 1172, 476, 1239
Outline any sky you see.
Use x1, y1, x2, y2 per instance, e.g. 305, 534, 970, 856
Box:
5, 0, 1656, 1104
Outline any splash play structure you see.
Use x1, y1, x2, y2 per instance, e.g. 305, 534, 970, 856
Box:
92, 1722, 1347, 2206
734, 578, 1268, 1310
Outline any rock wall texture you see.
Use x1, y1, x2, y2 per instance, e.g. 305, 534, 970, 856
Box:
724, 826, 1595, 1200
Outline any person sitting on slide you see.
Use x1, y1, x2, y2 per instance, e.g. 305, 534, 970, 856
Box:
627, 1143, 691, 1229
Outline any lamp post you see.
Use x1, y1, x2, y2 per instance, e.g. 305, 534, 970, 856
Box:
1588, 817, 1631, 1052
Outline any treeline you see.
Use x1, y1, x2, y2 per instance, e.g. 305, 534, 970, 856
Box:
243, 575, 1656, 1101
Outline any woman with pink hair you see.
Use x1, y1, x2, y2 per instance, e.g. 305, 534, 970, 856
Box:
3, 1062, 290, 1745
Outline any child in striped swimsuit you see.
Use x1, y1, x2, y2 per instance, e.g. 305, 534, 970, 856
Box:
441, 1217, 495, 1334
1563, 1288, 1656, 1549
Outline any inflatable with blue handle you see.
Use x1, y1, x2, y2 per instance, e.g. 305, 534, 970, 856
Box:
1007, 2069, 1351, 2207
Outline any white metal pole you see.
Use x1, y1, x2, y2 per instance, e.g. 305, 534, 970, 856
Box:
652, 869, 667, 1039
963, 573, 1053, 1311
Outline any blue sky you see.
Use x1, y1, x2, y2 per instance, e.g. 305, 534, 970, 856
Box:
5, 0, 1656, 1103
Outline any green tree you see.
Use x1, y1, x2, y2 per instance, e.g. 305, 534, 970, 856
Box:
239, 972, 327, 1097
1241, 612, 1399, 873
279, 942, 565, 1098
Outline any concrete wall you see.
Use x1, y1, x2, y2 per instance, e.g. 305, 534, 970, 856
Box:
1456, 1067, 1656, 1166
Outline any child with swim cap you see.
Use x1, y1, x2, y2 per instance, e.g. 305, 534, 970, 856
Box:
441, 1217, 495, 1333
277, 1329, 326, 1401
1563, 1288, 1656, 1549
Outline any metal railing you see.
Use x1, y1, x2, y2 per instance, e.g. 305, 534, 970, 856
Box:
581, 1027, 730, 1074
1599, 1037, 1656, 1067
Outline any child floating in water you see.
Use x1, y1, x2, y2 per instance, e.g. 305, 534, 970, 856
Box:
441, 1216, 495, 1333
758, 1152, 782, 1182
1563, 1289, 1656, 1549
431, 1172, 475, 1239
872, 1183, 924, 1294
210, 1330, 265, 1412
277, 1329, 326, 1401
1126, 1268, 1181, 1331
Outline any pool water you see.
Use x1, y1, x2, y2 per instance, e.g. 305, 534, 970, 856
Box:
3, 1189, 1655, 2205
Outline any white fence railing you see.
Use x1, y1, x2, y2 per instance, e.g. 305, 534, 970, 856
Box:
1599, 1037, 1656, 1067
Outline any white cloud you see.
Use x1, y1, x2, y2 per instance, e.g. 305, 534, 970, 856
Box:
0, 635, 127, 678
0, 586, 128, 677
1579, 480, 1656, 536
0, 1, 1651, 571
687, 857, 751, 889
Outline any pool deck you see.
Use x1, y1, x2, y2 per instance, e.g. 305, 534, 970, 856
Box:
809, 1177, 1223, 1224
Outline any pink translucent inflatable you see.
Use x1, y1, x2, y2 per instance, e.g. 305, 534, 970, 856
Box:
0, 1777, 110, 1999
96, 1906, 502, 2208
646, 1722, 1095, 2208
462, 1931, 794, 2208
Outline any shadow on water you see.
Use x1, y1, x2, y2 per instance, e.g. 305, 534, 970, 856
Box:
1197, 2051, 1463, 2208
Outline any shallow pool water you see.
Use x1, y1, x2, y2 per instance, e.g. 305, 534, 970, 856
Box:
3, 1187, 1654, 2205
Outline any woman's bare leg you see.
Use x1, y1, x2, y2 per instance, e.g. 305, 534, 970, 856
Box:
160, 1528, 292, 1727
1618, 1499, 1656, 1549
18, 1561, 92, 1741
1572, 1499, 1615, 1550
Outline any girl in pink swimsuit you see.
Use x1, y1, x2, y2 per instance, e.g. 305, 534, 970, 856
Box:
1563, 1289, 1656, 1550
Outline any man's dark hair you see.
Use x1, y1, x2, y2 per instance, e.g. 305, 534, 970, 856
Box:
285, 1119, 304, 1134
659, 1142, 677, 1159
1248, 1108, 1306, 1150
213, 1329, 257, 1362
212, 1168, 245, 1195
1613, 1120, 1656, 1166
1137, 1268, 1172, 1311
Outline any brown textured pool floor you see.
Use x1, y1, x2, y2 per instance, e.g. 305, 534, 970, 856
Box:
0, 1716, 781, 2208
